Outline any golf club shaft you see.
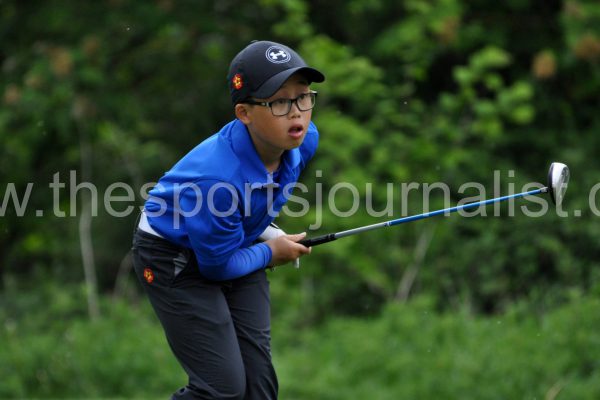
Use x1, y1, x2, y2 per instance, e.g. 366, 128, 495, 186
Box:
299, 187, 548, 247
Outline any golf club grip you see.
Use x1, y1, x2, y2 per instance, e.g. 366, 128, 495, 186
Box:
299, 233, 337, 247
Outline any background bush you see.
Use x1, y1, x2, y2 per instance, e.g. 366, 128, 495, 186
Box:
1, 0, 600, 397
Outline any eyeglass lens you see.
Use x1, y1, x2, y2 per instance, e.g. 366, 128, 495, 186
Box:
271, 93, 316, 116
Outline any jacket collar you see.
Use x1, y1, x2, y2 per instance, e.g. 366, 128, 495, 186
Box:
229, 119, 300, 187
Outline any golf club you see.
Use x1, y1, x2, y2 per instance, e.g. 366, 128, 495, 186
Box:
299, 162, 569, 247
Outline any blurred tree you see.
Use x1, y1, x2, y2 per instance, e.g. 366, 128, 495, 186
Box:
0, 0, 599, 322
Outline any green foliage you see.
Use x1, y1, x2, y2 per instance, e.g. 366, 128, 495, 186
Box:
4, 0, 599, 316
2, 286, 599, 399
0, 284, 182, 398
276, 295, 600, 399
2, 0, 600, 396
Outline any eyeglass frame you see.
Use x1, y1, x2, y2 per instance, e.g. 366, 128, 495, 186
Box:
242, 90, 318, 116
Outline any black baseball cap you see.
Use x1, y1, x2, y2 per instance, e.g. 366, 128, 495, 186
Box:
227, 40, 325, 105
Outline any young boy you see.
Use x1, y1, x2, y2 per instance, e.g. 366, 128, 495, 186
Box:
132, 40, 325, 399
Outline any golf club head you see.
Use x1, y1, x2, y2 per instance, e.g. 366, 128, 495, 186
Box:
547, 162, 569, 206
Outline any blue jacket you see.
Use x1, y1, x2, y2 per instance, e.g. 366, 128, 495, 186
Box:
145, 119, 318, 280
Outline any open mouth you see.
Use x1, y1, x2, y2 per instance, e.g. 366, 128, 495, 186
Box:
288, 124, 304, 138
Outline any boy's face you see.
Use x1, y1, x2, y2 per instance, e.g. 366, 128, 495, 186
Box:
236, 73, 313, 161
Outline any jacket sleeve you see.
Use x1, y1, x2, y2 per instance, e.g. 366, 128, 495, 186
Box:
178, 179, 272, 281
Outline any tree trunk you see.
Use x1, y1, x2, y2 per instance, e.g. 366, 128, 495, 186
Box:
78, 125, 100, 320
395, 225, 435, 302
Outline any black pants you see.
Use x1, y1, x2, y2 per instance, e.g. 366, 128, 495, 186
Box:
132, 229, 278, 399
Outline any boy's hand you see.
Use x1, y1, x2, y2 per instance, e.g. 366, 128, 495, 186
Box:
266, 233, 311, 267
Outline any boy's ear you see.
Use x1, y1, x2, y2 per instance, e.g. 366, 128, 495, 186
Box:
235, 103, 252, 124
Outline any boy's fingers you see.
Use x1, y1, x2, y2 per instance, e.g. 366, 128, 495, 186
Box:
284, 233, 311, 254
287, 232, 307, 241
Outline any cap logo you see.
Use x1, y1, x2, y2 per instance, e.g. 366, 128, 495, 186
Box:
232, 73, 243, 90
266, 46, 291, 64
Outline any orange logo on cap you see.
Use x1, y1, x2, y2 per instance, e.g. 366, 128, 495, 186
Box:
143, 268, 154, 284
232, 73, 243, 90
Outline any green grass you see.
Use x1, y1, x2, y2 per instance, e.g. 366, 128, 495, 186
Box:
1, 286, 599, 399
274, 296, 600, 400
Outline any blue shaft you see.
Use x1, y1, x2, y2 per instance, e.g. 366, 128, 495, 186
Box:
388, 187, 546, 226
334, 187, 547, 239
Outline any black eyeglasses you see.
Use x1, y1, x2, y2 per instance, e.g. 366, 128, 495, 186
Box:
244, 91, 318, 116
